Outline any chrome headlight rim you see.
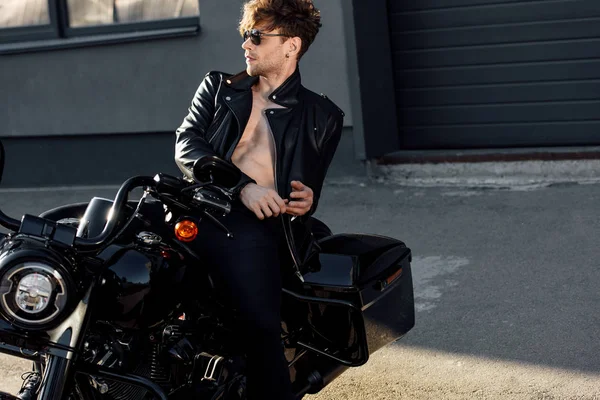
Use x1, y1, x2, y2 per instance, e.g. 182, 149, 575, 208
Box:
0, 257, 73, 330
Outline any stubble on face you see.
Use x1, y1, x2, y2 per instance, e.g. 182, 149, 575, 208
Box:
245, 34, 286, 77
246, 57, 278, 77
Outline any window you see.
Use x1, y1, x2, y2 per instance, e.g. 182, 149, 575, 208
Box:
0, 0, 50, 28
0, 0, 200, 54
67, 0, 199, 27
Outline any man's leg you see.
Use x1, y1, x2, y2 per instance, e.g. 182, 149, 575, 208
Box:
193, 207, 293, 399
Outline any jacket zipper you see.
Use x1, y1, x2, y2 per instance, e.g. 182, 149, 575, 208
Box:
208, 116, 227, 144
224, 100, 243, 161
265, 109, 304, 282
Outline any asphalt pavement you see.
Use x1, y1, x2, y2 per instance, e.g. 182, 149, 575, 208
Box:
0, 167, 599, 398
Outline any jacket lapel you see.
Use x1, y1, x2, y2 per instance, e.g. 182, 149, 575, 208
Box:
221, 70, 258, 136
223, 89, 253, 136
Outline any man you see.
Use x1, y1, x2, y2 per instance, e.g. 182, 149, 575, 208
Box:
174, 0, 343, 398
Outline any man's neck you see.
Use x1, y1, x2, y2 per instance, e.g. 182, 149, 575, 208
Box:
253, 66, 297, 99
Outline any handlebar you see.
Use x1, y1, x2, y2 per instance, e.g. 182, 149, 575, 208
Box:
0, 209, 20, 232
0, 173, 233, 253
73, 175, 157, 251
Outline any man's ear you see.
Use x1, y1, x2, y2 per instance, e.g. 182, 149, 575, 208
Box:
288, 36, 302, 58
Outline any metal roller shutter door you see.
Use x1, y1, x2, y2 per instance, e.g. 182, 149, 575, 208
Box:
388, 0, 600, 149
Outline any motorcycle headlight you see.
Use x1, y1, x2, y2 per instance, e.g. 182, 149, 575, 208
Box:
0, 256, 74, 330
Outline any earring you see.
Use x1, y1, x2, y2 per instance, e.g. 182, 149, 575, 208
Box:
285, 53, 290, 58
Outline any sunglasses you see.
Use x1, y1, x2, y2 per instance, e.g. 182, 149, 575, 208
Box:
243, 29, 288, 45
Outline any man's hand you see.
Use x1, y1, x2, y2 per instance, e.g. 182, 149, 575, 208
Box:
240, 183, 287, 220
285, 181, 314, 217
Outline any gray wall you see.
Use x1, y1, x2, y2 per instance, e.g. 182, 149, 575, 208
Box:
0, 0, 352, 138
0, 0, 364, 188
0, 127, 362, 188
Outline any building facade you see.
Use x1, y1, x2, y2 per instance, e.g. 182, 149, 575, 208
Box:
1, 0, 599, 186
0, 0, 352, 186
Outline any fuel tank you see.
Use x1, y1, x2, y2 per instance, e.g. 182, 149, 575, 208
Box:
95, 241, 186, 330
64, 196, 187, 330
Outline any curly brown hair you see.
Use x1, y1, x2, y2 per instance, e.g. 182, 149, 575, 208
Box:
239, 0, 322, 60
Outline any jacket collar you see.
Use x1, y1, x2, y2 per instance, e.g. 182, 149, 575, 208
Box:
225, 67, 301, 108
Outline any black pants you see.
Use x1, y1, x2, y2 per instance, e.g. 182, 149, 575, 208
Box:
191, 202, 294, 400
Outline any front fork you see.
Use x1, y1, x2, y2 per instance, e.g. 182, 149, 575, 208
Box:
35, 356, 72, 400
25, 282, 98, 400
29, 277, 168, 400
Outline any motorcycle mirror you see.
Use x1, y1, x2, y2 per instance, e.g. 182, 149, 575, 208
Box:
192, 156, 241, 188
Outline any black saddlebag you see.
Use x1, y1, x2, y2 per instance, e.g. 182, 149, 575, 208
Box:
292, 234, 414, 365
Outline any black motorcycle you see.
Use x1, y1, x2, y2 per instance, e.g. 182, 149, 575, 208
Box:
0, 140, 414, 400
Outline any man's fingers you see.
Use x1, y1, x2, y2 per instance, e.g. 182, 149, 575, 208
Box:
267, 192, 287, 216
291, 180, 305, 191
274, 197, 287, 213
244, 183, 311, 219
262, 208, 273, 218
253, 206, 265, 220
288, 198, 309, 206
255, 199, 271, 217
287, 203, 310, 211
290, 191, 310, 199
286, 206, 308, 216
266, 198, 282, 216
287, 200, 310, 208
286, 205, 307, 212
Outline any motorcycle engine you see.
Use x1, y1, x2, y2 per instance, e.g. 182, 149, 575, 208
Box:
82, 321, 186, 400
104, 365, 151, 400
82, 315, 246, 400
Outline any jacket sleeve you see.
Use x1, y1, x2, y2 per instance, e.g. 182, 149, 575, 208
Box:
175, 73, 220, 179
308, 109, 344, 218
174, 73, 255, 195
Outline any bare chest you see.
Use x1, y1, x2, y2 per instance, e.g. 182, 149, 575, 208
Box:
230, 94, 285, 189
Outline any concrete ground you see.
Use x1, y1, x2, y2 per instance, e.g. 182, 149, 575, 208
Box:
1, 162, 600, 398
308, 174, 600, 400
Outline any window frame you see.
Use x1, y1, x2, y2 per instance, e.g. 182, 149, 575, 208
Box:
0, 0, 200, 55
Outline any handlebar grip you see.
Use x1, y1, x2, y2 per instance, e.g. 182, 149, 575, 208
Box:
0, 209, 20, 231
153, 173, 187, 196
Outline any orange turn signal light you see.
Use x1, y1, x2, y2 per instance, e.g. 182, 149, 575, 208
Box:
385, 267, 403, 286
174, 220, 198, 242
377, 267, 403, 291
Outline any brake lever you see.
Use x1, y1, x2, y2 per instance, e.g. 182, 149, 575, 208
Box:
180, 183, 205, 194
201, 211, 234, 239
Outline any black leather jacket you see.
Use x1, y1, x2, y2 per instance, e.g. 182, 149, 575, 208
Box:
175, 68, 344, 278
